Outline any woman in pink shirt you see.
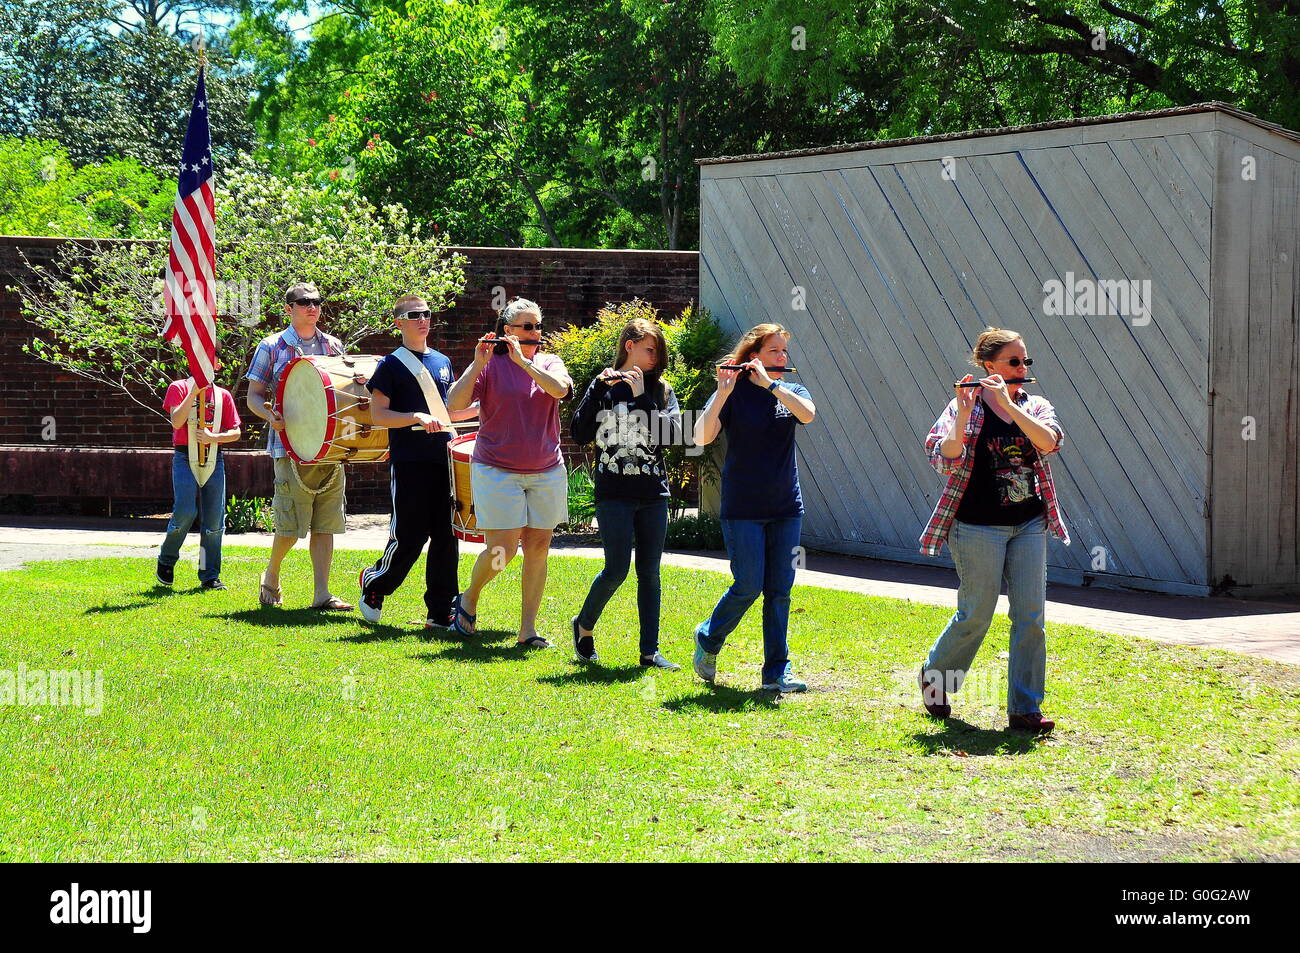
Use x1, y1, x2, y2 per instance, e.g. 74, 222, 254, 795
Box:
446, 298, 573, 648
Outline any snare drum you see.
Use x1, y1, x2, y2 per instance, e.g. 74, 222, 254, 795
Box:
277, 355, 390, 464
448, 432, 483, 543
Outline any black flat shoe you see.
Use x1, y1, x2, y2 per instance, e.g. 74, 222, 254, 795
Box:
572, 617, 597, 662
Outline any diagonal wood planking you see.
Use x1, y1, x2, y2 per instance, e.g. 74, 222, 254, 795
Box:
700, 112, 1300, 594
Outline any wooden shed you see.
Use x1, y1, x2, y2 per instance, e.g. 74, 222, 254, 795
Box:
697, 103, 1300, 597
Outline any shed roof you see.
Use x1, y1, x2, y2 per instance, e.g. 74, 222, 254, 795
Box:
696, 102, 1300, 167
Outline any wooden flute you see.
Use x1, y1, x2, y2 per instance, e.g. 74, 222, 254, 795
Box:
954, 378, 1036, 387
478, 336, 543, 346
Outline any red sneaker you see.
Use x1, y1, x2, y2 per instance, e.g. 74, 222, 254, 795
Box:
918, 667, 950, 719
1008, 712, 1055, 734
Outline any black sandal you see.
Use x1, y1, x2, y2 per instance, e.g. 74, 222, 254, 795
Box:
518, 634, 553, 649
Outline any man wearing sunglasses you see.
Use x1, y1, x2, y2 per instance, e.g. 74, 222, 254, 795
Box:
245, 281, 353, 611
358, 295, 477, 629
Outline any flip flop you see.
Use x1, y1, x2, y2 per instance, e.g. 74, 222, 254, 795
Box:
518, 634, 553, 649
311, 595, 354, 611
259, 578, 282, 607
452, 593, 477, 636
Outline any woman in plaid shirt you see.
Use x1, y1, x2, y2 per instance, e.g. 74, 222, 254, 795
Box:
918, 328, 1070, 734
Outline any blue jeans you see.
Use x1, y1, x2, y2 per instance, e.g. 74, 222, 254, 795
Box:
159, 449, 226, 583
924, 515, 1048, 715
578, 498, 668, 655
696, 516, 802, 683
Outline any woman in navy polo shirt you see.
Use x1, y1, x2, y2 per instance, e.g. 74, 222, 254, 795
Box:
691, 323, 816, 692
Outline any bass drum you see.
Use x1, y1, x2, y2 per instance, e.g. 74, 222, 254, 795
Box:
276, 354, 389, 464
448, 432, 483, 543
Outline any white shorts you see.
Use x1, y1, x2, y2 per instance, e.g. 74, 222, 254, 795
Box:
471, 461, 568, 531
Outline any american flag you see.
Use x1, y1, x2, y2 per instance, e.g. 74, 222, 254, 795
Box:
162, 66, 217, 388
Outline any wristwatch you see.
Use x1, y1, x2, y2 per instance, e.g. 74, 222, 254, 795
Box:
767, 380, 780, 392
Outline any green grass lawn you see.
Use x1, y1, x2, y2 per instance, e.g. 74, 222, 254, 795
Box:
0, 547, 1296, 862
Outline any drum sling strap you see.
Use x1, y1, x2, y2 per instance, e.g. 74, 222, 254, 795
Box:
391, 347, 455, 429
391, 347, 461, 519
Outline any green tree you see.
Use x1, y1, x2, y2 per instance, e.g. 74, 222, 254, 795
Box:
0, 0, 258, 169
0, 137, 173, 238
248, 0, 850, 249
705, 1, 1300, 133
308, 0, 558, 247
11, 155, 467, 418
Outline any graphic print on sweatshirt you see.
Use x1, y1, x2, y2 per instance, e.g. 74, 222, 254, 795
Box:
595, 402, 663, 478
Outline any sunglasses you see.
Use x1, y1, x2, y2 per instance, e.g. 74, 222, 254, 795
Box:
998, 357, 1033, 368
400, 309, 432, 321
291, 297, 323, 307
508, 321, 543, 331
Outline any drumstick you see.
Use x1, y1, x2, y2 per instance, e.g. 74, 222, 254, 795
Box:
717, 365, 798, 373
404, 421, 462, 433
954, 378, 1036, 387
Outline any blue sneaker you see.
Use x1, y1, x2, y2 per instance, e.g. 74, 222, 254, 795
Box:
762, 670, 808, 693
693, 632, 717, 683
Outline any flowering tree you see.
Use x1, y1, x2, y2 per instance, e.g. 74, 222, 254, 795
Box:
12, 153, 467, 417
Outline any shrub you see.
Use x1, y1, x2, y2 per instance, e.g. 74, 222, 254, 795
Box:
225, 495, 273, 534
561, 464, 596, 533
664, 513, 724, 550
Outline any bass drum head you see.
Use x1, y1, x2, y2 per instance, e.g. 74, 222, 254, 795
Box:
280, 359, 330, 463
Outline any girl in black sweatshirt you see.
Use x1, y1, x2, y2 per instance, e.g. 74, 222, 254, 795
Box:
570, 317, 683, 667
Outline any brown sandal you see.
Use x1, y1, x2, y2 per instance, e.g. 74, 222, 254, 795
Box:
259, 578, 283, 607
311, 595, 354, 611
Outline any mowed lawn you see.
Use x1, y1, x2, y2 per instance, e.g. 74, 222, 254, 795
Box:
0, 548, 1296, 862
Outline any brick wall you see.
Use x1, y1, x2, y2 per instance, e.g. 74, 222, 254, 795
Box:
0, 237, 698, 511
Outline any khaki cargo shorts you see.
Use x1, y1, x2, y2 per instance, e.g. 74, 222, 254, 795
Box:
272, 456, 347, 538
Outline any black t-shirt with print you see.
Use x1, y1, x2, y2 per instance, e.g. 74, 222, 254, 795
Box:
571, 377, 681, 502
955, 408, 1044, 526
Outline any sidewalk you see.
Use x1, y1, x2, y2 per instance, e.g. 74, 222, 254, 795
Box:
1, 516, 1297, 664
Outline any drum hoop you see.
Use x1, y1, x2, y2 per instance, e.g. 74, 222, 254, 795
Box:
276, 356, 342, 465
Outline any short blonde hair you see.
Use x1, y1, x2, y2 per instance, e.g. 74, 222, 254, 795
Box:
392, 294, 428, 319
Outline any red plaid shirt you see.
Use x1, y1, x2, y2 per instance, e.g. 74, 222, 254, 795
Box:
919, 392, 1070, 556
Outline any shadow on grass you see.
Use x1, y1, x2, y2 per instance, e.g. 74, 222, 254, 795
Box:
335, 622, 417, 643
83, 586, 180, 614
537, 663, 643, 687
213, 607, 361, 628
410, 629, 532, 664
911, 717, 1043, 756
662, 684, 782, 713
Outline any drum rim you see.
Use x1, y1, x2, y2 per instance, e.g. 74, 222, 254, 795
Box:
275, 355, 341, 465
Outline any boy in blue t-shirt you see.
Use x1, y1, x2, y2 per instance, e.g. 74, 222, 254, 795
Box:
358, 295, 475, 629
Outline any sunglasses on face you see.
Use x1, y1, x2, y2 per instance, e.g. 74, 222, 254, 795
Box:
508, 321, 543, 332
998, 357, 1033, 368
292, 297, 322, 307
400, 310, 432, 321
